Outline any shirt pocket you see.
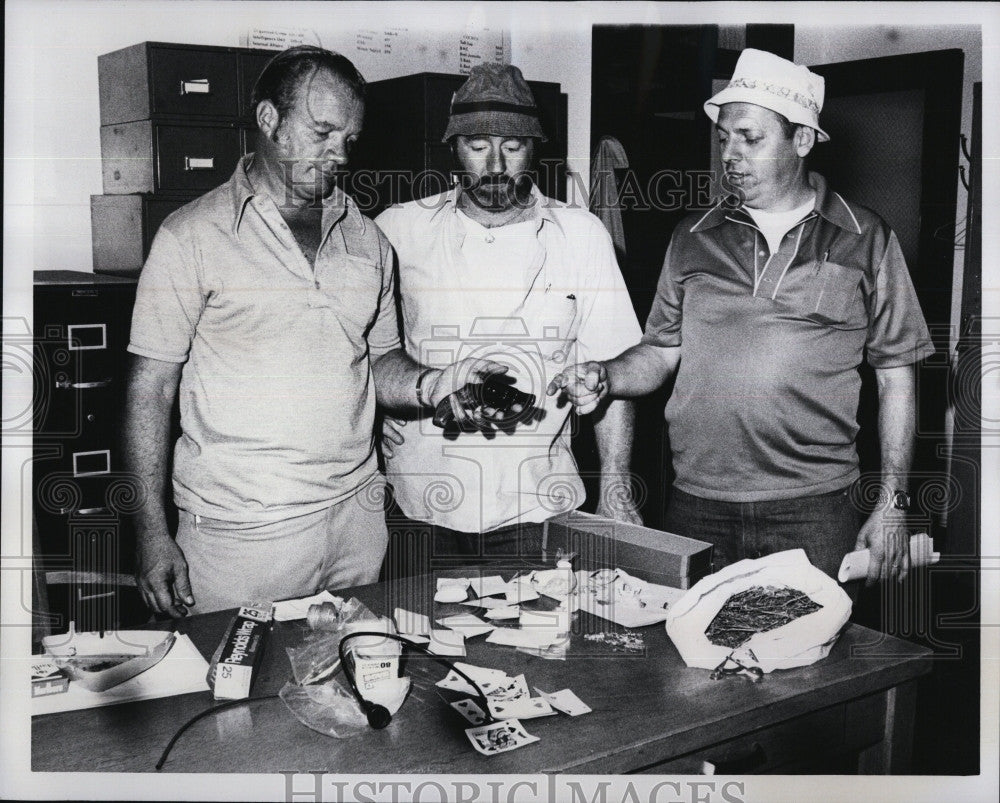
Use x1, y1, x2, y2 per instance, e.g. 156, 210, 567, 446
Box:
800, 261, 867, 329
536, 292, 581, 364
315, 255, 385, 340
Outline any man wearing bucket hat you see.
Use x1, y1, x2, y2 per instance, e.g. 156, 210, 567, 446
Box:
549, 49, 934, 587
376, 63, 643, 561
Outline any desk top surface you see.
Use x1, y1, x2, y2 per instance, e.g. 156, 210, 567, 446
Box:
32, 555, 931, 775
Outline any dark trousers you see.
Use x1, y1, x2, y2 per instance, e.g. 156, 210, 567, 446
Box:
664, 485, 862, 582
382, 502, 545, 581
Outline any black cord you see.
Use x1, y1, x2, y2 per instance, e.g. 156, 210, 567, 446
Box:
155, 693, 279, 770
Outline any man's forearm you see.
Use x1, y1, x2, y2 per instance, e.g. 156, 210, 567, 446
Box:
123, 356, 181, 538
875, 364, 917, 491
371, 348, 424, 412
593, 398, 635, 475
604, 343, 681, 397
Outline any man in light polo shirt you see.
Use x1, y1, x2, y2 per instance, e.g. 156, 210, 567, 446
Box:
376, 63, 643, 562
548, 49, 934, 585
125, 47, 503, 616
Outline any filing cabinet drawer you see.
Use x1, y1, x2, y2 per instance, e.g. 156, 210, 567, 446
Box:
99, 41, 272, 125
148, 47, 240, 119
91, 194, 192, 275
101, 120, 241, 194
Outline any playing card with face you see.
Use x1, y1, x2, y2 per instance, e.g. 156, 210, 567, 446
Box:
533, 687, 592, 716
465, 720, 539, 756
450, 698, 488, 725
483, 673, 529, 702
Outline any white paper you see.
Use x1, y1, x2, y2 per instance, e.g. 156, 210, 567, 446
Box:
436, 613, 494, 637
32, 634, 209, 715
394, 608, 431, 636
272, 590, 340, 622
484, 606, 521, 620
459, 597, 512, 610
427, 629, 467, 657
486, 627, 560, 650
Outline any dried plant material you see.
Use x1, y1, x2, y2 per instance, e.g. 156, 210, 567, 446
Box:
705, 585, 822, 649
582, 630, 644, 653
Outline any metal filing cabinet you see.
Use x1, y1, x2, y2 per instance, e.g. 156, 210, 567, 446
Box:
33, 271, 144, 632
92, 41, 274, 275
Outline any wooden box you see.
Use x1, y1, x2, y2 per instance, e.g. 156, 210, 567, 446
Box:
542, 510, 713, 589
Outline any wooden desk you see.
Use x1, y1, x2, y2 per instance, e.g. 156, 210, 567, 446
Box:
32, 556, 930, 775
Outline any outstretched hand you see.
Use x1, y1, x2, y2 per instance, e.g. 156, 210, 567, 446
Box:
424, 358, 512, 432
546, 361, 609, 415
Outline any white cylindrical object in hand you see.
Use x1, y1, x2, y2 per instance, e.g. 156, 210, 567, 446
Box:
837, 533, 940, 583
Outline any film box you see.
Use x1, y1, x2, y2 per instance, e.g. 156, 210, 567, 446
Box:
208, 603, 272, 700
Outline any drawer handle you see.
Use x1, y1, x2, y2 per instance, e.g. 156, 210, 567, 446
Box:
702, 742, 767, 775
75, 507, 112, 516
180, 78, 211, 95
56, 378, 112, 390
184, 156, 215, 171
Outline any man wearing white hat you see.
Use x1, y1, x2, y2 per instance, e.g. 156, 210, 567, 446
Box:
549, 49, 934, 586
376, 63, 643, 561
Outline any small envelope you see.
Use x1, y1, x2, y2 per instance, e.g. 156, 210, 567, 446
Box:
394, 608, 431, 637
485, 606, 521, 620
460, 597, 512, 610
534, 687, 591, 716
427, 629, 466, 657
436, 614, 494, 638
486, 627, 559, 650
469, 575, 509, 598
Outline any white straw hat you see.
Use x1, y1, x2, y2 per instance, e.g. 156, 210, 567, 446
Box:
704, 48, 830, 142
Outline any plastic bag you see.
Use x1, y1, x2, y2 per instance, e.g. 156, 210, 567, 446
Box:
285, 597, 379, 685
665, 549, 852, 673
279, 679, 368, 738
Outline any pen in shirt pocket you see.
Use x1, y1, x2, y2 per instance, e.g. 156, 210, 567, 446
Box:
815, 250, 829, 275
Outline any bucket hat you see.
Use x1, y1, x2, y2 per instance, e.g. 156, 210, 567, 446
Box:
442, 63, 547, 142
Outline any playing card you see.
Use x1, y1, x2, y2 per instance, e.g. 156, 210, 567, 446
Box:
427, 629, 466, 657
452, 662, 509, 684
465, 720, 539, 756
436, 614, 494, 638
484, 605, 520, 620
394, 608, 431, 636
450, 698, 488, 725
436, 669, 478, 695
488, 696, 555, 720
534, 687, 592, 716
482, 673, 529, 703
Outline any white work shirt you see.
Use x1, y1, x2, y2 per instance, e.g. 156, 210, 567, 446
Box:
376, 188, 642, 532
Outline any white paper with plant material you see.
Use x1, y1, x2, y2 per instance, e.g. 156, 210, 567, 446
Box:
664, 549, 852, 673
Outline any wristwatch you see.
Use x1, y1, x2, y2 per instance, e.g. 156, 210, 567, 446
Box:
881, 489, 911, 511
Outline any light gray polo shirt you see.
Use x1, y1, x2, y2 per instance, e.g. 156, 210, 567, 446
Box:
128, 156, 399, 522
